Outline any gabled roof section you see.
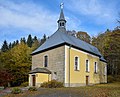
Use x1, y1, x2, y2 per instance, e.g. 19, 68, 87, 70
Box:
32, 28, 102, 57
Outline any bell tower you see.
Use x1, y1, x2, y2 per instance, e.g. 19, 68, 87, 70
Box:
57, 3, 66, 30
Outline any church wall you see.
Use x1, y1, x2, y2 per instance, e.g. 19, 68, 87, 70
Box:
32, 46, 65, 83
99, 61, 107, 83
65, 45, 107, 87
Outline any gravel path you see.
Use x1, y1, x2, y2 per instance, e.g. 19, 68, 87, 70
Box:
0, 88, 11, 97
32, 88, 88, 97
0, 88, 89, 97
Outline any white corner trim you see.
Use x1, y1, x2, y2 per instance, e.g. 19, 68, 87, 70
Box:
65, 45, 67, 83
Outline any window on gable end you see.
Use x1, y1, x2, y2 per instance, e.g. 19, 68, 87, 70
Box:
44, 55, 48, 67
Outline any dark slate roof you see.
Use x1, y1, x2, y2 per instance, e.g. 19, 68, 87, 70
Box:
32, 28, 101, 56
100, 56, 107, 63
29, 68, 51, 74
58, 9, 66, 21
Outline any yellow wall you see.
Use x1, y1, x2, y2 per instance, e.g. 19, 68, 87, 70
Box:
65, 46, 106, 86
36, 73, 51, 83
29, 45, 107, 87
29, 73, 51, 87
99, 61, 107, 83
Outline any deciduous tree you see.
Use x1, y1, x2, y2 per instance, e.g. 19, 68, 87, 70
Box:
76, 31, 91, 44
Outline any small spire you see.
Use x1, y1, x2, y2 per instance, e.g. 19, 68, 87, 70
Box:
57, 3, 66, 30
58, 3, 66, 21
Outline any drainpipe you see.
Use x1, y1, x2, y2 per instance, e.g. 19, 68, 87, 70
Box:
69, 45, 71, 87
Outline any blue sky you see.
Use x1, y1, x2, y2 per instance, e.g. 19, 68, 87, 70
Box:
0, 0, 120, 47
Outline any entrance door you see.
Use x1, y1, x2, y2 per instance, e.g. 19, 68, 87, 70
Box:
32, 75, 36, 86
86, 76, 89, 85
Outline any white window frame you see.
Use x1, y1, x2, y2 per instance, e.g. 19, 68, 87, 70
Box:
43, 55, 49, 67
104, 66, 107, 75
86, 59, 90, 72
94, 62, 98, 73
74, 56, 80, 71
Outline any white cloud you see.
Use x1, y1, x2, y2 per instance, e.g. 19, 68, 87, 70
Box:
0, 0, 83, 35
64, 0, 117, 25
65, 14, 80, 30
0, 0, 58, 34
0, 0, 118, 45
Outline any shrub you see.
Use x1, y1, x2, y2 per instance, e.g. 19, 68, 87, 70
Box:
21, 82, 28, 87
28, 87, 37, 91
11, 87, 22, 94
107, 75, 114, 83
41, 82, 48, 88
114, 75, 120, 82
107, 75, 120, 83
41, 80, 63, 88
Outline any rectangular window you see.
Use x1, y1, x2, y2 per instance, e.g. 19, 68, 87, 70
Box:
104, 66, 107, 75
44, 55, 48, 67
94, 62, 98, 73
74, 56, 79, 70
86, 60, 89, 72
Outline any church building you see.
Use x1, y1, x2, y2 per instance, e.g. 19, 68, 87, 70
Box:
29, 4, 107, 87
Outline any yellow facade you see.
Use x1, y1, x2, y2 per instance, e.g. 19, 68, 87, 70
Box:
36, 73, 51, 83
29, 73, 51, 87
29, 45, 107, 87
65, 46, 107, 87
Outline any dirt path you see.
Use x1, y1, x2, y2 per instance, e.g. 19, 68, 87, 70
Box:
0, 88, 11, 97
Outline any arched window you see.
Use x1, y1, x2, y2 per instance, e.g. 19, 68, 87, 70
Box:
104, 66, 107, 75
62, 22, 64, 26
44, 55, 48, 67
94, 62, 98, 73
60, 23, 62, 26
74, 56, 79, 70
86, 60, 90, 72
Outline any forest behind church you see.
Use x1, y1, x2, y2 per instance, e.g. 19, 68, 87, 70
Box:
0, 25, 120, 87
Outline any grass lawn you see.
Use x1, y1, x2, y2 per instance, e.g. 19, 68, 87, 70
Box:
3, 82, 120, 97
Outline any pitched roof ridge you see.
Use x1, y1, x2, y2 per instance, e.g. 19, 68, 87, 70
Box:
65, 31, 97, 49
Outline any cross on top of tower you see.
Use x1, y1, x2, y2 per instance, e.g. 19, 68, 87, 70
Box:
57, 3, 66, 30
60, 3, 64, 9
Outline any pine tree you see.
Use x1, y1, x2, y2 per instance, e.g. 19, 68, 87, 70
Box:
22, 37, 26, 44
1, 40, 9, 52
9, 42, 12, 50
43, 34, 46, 40
32, 36, 40, 50
33, 36, 37, 42
40, 34, 46, 46
16, 40, 19, 45
27, 34, 33, 47
20, 37, 26, 44
12, 41, 16, 48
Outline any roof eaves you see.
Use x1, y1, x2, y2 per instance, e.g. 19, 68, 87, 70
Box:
29, 68, 51, 74
31, 42, 101, 58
